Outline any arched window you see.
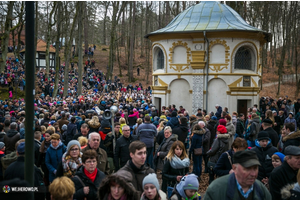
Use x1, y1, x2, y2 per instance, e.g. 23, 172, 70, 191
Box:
157, 48, 164, 70
234, 46, 255, 71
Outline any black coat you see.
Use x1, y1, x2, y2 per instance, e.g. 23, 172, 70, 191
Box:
282, 131, 300, 152
269, 161, 299, 200
235, 118, 245, 138
274, 115, 282, 134
156, 129, 165, 145
172, 124, 189, 144
72, 166, 105, 200
251, 140, 278, 181
265, 127, 279, 147
4, 156, 45, 200
113, 135, 138, 171
214, 149, 234, 177
162, 159, 189, 193
207, 120, 217, 147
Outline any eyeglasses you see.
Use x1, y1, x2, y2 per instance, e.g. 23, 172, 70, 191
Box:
123, 129, 130, 131
70, 148, 79, 152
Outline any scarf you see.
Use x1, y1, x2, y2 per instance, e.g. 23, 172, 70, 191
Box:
170, 155, 190, 169
84, 167, 97, 183
40, 140, 51, 153
62, 152, 82, 177
108, 193, 127, 200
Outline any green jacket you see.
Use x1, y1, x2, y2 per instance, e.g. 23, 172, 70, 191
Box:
204, 173, 271, 200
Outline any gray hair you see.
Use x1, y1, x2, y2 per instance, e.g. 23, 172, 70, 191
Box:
88, 132, 101, 141
164, 126, 172, 133
10, 122, 18, 130
198, 121, 205, 127
122, 125, 130, 131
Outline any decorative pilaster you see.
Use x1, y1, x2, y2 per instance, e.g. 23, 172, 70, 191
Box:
192, 69, 204, 114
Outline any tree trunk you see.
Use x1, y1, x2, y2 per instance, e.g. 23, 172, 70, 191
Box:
35, 1, 38, 68
53, 2, 62, 98
129, 1, 135, 82
77, 2, 84, 96
0, 1, 14, 72
45, 2, 56, 81
63, 2, 78, 97
102, 2, 109, 45
84, 4, 88, 55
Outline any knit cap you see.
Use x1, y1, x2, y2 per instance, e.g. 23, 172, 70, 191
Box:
62, 124, 68, 131
0, 142, 5, 149
143, 173, 160, 192
273, 152, 285, 163
176, 174, 199, 198
219, 119, 226, 126
257, 131, 269, 141
217, 125, 227, 134
67, 140, 81, 152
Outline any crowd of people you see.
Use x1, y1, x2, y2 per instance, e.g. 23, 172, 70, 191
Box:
0, 59, 300, 200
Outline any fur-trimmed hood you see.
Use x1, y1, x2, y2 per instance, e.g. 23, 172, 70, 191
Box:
98, 174, 139, 200
193, 129, 205, 135
283, 131, 300, 142
217, 133, 230, 139
281, 183, 297, 199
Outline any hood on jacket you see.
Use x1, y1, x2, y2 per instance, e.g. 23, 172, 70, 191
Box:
254, 139, 272, 148
282, 130, 300, 142
281, 183, 296, 200
99, 174, 139, 199
252, 117, 260, 124
6, 129, 19, 137
193, 129, 205, 135
50, 141, 64, 149
217, 133, 230, 140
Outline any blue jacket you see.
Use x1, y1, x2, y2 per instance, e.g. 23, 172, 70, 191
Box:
190, 129, 205, 153
45, 141, 66, 182
166, 117, 180, 129
136, 122, 157, 148
215, 106, 222, 119
284, 117, 297, 130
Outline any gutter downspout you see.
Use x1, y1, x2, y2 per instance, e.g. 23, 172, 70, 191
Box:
204, 31, 209, 112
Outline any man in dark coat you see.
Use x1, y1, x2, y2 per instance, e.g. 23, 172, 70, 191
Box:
114, 125, 137, 171
261, 119, 279, 147
115, 140, 154, 196
250, 131, 278, 182
282, 122, 300, 152
172, 116, 189, 144
57, 112, 69, 134
4, 142, 45, 200
215, 104, 222, 119
273, 111, 282, 135
269, 146, 300, 200
235, 114, 245, 138
65, 117, 77, 144
3, 122, 20, 154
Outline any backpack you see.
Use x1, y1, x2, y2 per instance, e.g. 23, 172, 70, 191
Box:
1, 151, 18, 175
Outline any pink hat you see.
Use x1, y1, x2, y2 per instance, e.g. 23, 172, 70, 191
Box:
34, 103, 37, 106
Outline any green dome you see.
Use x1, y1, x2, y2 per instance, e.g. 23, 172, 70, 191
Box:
146, 1, 268, 37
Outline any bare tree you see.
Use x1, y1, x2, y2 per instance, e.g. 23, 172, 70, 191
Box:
0, 1, 14, 72
52, 2, 62, 98
77, 1, 84, 95
128, 1, 136, 82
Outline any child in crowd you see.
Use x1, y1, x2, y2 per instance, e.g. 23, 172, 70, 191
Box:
170, 174, 201, 200
141, 173, 167, 200
272, 152, 285, 168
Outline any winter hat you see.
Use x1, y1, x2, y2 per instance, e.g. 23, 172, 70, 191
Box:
171, 111, 177, 117
257, 131, 270, 141
273, 152, 285, 163
0, 142, 5, 149
99, 119, 112, 134
289, 112, 294, 117
176, 174, 199, 197
62, 124, 68, 131
217, 125, 227, 134
67, 140, 81, 152
219, 119, 226, 126
211, 116, 217, 120
142, 173, 160, 192
17, 142, 25, 155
